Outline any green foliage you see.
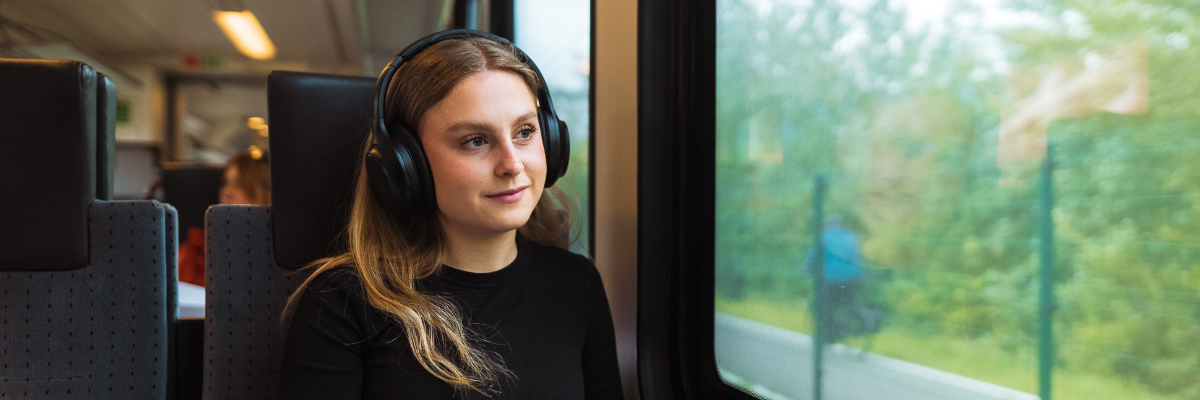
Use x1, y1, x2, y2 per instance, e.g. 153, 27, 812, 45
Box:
716, 0, 1200, 397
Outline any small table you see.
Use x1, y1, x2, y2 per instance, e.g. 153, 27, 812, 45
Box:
178, 281, 205, 318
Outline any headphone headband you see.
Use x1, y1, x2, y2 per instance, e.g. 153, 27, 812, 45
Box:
374, 30, 491, 143
373, 30, 554, 142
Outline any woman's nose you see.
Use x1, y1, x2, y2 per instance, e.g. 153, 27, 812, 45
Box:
494, 141, 525, 177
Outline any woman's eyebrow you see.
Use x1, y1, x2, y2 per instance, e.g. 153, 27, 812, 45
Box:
445, 120, 493, 133
513, 111, 538, 125
445, 112, 538, 133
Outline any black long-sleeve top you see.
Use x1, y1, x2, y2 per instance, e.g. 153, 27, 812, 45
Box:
278, 240, 624, 399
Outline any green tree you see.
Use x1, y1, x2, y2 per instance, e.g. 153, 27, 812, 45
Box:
717, 0, 1200, 397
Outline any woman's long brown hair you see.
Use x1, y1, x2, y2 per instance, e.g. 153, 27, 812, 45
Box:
227, 150, 271, 205
284, 37, 574, 396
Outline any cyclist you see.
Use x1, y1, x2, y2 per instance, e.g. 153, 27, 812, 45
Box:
802, 215, 865, 344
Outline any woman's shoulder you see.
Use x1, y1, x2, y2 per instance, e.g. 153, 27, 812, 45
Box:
286, 264, 394, 354
298, 265, 367, 300
291, 265, 385, 328
522, 241, 603, 283
524, 241, 593, 268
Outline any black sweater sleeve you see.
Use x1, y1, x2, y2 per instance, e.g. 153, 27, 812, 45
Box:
582, 263, 625, 399
278, 269, 366, 400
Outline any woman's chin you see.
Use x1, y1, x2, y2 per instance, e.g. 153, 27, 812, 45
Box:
442, 212, 532, 237
489, 215, 534, 234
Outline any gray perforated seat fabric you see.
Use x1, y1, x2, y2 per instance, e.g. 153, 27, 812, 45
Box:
203, 205, 301, 400
0, 200, 177, 399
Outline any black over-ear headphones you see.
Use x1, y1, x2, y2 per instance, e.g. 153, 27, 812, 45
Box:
364, 29, 570, 217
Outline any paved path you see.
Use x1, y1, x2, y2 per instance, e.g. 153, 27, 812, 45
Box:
714, 312, 1038, 400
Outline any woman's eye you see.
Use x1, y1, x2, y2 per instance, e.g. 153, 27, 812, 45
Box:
462, 136, 486, 148
516, 127, 536, 140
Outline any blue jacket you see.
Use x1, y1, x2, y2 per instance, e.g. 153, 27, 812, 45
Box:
804, 227, 864, 284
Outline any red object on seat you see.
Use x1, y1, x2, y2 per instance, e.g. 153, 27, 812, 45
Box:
178, 227, 206, 286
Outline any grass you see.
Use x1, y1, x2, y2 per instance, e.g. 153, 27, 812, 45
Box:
716, 296, 1181, 400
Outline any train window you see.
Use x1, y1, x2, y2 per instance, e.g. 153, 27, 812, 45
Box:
515, 0, 592, 253
170, 77, 268, 162
713, 1, 1200, 400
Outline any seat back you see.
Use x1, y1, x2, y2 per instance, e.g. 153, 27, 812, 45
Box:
0, 59, 96, 271
203, 206, 297, 399
201, 71, 373, 400
161, 164, 225, 232
268, 71, 375, 268
0, 58, 177, 399
0, 201, 178, 399
97, 73, 117, 201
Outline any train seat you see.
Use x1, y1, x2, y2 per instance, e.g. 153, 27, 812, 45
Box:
161, 164, 225, 234
0, 59, 179, 399
201, 70, 373, 400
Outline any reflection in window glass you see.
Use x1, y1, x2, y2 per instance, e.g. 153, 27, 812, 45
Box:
176, 81, 269, 163
516, 0, 591, 254
715, 1, 1200, 399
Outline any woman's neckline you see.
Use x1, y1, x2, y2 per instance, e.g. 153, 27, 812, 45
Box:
435, 240, 531, 288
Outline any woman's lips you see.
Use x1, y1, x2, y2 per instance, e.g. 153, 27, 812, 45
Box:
485, 186, 527, 204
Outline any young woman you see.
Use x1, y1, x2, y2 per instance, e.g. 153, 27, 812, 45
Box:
218, 149, 271, 206
278, 32, 623, 399
177, 149, 270, 286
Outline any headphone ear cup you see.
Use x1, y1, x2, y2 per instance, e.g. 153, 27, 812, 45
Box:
365, 123, 436, 218
540, 111, 570, 189
553, 120, 570, 184
365, 143, 404, 210
388, 124, 437, 213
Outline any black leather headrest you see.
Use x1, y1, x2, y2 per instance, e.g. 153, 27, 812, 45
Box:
162, 163, 225, 232
268, 71, 375, 268
96, 73, 117, 200
0, 59, 98, 271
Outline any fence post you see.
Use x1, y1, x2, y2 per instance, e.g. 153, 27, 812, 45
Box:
812, 173, 827, 400
1038, 144, 1057, 400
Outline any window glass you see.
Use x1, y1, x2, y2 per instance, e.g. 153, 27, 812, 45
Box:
715, 1, 1200, 399
176, 81, 268, 163
516, 0, 592, 254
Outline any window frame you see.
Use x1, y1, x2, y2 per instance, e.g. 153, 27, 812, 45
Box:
637, 0, 753, 398
510, 0, 593, 256
164, 73, 267, 162
490, 0, 515, 41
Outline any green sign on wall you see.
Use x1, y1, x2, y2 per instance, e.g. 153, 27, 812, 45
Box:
116, 99, 131, 123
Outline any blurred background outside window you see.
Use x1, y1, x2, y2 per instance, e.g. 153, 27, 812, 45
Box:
517, 0, 591, 254
714, 1, 1200, 399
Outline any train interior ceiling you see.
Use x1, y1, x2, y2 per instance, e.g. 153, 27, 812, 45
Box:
0, 0, 446, 180
4, 0, 1200, 399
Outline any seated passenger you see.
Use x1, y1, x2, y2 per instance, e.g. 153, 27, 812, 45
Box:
279, 31, 623, 399
177, 149, 270, 286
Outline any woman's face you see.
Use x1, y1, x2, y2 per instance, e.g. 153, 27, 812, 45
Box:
219, 165, 255, 205
418, 69, 546, 237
